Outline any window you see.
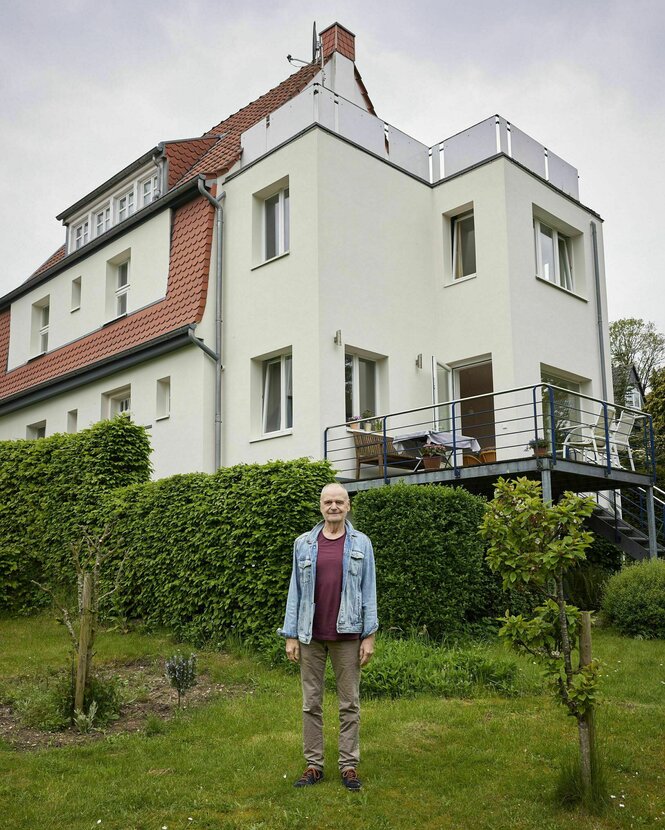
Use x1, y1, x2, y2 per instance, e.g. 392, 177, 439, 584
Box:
71, 277, 81, 312
95, 204, 111, 237
345, 353, 377, 421
156, 376, 171, 419
67, 409, 78, 433
534, 218, 573, 291
26, 420, 46, 439
74, 220, 89, 250
103, 385, 132, 418
452, 211, 476, 279
140, 174, 160, 206
264, 187, 289, 260
115, 260, 130, 316
116, 190, 135, 222
31, 296, 50, 355
262, 354, 292, 433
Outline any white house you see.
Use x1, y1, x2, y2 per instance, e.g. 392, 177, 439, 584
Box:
0, 22, 615, 480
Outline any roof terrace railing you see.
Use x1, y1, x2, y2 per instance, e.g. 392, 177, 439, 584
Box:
323, 384, 655, 486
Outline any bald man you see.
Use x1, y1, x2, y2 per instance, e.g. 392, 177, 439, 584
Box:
279, 483, 378, 790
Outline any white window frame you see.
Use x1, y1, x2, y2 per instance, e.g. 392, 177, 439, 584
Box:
115, 260, 130, 317
67, 409, 78, 434
156, 376, 171, 420
345, 352, 378, 422
74, 219, 90, 251
116, 188, 136, 223
103, 385, 132, 418
451, 210, 476, 280
140, 174, 160, 207
94, 203, 111, 237
71, 276, 82, 312
31, 296, 50, 355
262, 353, 293, 434
263, 186, 290, 261
534, 218, 574, 291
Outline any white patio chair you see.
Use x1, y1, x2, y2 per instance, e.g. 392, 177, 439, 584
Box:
562, 406, 614, 464
609, 410, 636, 470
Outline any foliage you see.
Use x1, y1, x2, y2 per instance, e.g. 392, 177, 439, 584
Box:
601, 559, 665, 638
165, 653, 197, 707
95, 459, 334, 646
5, 667, 121, 732
481, 477, 597, 717
0, 416, 151, 613
350, 634, 519, 699
352, 484, 528, 639
645, 367, 665, 484
609, 317, 665, 403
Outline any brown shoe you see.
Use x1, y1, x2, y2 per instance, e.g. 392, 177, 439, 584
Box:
341, 768, 362, 790
294, 766, 324, 787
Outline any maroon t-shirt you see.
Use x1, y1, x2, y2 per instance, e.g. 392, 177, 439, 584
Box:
312, 530, 360, 641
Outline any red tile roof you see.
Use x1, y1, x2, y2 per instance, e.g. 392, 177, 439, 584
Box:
2, 43, 374, 405
0, 196, 214, 402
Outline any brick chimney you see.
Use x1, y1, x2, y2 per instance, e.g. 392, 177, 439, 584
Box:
320, 22, 355, 62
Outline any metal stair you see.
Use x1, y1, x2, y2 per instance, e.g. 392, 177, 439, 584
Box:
588, 485, 665, 560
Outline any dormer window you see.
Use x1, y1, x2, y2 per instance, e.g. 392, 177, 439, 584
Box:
140, 174, 160, 206
95, 204, 111, 237
74, 220, 89, 250
31, 296, 50, 355
116, 190, 135, 222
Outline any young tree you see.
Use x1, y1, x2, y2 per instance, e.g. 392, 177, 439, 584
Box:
645, 366, 665, 484
610, 318, 665, 404
480, 477, 601, 803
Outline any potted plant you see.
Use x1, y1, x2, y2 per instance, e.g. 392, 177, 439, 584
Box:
421, 443, 447, 470
347, 415, 361, 430
527, 437, 550, 458
361, 410, 373, 431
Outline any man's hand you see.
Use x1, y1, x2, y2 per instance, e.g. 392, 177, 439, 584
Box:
359, 634, 375, 667
286, 637, 300, 663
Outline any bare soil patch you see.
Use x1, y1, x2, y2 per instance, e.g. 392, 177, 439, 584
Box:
0, 658, 247, 752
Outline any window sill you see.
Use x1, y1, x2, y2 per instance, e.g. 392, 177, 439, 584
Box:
70, 305, 80, 313
250, 428, 293, 443
535, 276, 587, 302
155, 414, 170, 422
444, 273, 477, 287
103, 313, 128, 327
251, 251, 290, 272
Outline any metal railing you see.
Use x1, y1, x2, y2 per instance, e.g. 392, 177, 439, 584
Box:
323, 384, 655, 485
595, 485, 665, 549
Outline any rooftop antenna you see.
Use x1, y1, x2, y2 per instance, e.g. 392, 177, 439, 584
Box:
287, 22, 323, 77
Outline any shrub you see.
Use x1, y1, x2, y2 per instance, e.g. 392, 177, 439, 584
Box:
165, 653, 197, 707
0, 416, 151, 613
327, 634, 519, 699
601, 559, 665, 638
352, 483, 528, 638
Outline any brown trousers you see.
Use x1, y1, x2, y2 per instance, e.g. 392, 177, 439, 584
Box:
299, 639, 361, 771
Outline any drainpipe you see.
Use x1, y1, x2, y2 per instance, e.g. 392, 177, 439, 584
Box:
196, 177, 226, 470
591, 221, 609, 402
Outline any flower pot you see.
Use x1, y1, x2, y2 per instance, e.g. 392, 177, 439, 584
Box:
531, 447, 549, 458
349, 422, 360, 430
422, 456, 442, 470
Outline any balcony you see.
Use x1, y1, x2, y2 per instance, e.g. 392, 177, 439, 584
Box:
241, 85, 579, 198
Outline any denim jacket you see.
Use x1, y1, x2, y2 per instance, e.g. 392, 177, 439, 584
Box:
278, 520, 378, 644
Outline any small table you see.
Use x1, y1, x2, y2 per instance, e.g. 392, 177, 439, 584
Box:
392, 430, 481, 469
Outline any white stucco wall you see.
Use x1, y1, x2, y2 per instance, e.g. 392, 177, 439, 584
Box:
0, 346, 215, 479
7, 211, 170, 370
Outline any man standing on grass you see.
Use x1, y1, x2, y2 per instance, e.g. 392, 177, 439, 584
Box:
278, 482, 378, 791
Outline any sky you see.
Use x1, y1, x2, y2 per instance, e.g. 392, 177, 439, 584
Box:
1, 0, 664, 334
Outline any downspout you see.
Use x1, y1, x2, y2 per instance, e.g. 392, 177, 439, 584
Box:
591, 221, 609, 402
197, 177, 226, 471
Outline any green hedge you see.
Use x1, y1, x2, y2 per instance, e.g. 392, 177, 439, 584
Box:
601, 558, 665, 638
352, 484, 514, 638
97, 460, 335, 645
0, 417, 151, 613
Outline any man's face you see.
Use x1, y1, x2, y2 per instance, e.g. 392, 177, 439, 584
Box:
320, 486, 350, 525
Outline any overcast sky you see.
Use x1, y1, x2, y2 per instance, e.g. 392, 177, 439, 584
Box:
1, 0, 663, 335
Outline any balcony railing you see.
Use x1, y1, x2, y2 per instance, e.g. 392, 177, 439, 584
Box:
323, 384, 655, 485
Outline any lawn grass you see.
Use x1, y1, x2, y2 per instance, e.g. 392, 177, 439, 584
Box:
0, 615, 663, 830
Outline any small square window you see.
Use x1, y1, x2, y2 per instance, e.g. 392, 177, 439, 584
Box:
95, 205, 111, 236
74, 219, 90, 251
26, 420, 46, 439
141, 174, 160, 206
103, 385, 132, 419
